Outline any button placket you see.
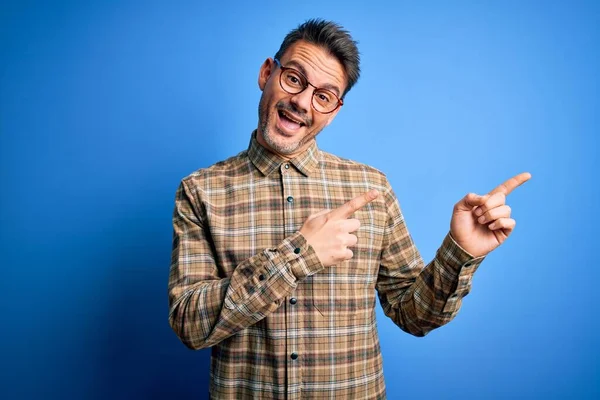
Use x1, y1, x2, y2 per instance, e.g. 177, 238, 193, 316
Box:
281, 163, 301, 394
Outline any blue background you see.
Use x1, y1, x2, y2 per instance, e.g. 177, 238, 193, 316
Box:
1, 1, 598, 399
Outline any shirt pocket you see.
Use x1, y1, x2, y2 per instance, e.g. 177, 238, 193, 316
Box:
309, 206, 382, 320
310, 260, 376, 322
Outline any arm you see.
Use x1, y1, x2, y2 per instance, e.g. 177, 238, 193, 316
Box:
376, 182, 484, 337
168, 180, 323, 350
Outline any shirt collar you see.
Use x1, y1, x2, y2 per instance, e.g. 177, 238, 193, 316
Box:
248, 130, 320, 177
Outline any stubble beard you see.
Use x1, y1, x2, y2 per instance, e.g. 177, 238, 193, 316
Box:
257, 94, 317, 156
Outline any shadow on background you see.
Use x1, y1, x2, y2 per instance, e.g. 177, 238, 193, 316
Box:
0, 3, 239, 398
95, 216, 211, 400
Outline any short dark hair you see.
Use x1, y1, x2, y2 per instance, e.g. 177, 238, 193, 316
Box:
274, 19, 360, 98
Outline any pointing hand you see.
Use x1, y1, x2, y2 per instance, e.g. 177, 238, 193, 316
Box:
451, 172, 531, 257
300, 189, 379, 267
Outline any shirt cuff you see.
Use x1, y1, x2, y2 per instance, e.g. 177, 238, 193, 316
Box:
435, 232, 485, 313
436, 232, 485, 274
264, 231, 324, 282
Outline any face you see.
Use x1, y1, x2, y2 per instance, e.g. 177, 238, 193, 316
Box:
256, 41, 347, 159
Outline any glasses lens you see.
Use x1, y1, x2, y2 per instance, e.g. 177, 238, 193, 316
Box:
279, 66, 340, 113
313, 89, 339, 113
280, 69, 305, 94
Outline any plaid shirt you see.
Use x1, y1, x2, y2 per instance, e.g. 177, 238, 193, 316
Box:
168, 132, 484, 399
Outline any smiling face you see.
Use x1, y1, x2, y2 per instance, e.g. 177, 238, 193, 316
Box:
256, 40, 347, 159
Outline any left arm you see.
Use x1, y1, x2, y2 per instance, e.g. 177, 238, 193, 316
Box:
376, 173, 531, 336
376, 183, 484, 337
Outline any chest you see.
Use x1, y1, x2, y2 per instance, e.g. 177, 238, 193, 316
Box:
204, 172, 387, 274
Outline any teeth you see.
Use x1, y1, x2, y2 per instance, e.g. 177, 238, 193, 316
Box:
281, 111, 302, 125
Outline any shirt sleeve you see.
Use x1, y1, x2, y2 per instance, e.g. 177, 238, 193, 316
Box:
168, 180, 324, 350
376, 179, 485, 337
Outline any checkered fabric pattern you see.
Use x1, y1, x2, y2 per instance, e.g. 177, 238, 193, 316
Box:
168, 132, 484, 399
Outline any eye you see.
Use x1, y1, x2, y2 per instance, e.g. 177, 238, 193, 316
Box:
315, 90, 334, 104
284, 71, 304, 87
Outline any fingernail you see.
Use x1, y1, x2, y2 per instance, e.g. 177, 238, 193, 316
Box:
478, 216, 485, 224
475, 208, 483, 217
489, 222, 496, 229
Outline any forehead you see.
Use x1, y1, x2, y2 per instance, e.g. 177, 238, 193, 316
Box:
280, 41, 346, 94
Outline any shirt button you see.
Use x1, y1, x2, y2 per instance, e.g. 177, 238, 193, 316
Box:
284, 164, 290, 169
287, 196, 294, 203
259, 274, 265, 281
289, 297, 297, 305
290, 352, 298, 360
294, 248, 301, 254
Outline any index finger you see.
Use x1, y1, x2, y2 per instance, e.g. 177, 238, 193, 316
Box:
329, 189, 379, 219
489, 172, 532, 196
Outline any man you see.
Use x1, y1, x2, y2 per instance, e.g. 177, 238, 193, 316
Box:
168, 19, 530, 399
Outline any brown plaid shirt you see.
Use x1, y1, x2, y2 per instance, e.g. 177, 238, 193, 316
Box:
168, 132, 484, 399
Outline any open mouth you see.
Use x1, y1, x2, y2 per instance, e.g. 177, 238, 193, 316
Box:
277, 109, 305, 132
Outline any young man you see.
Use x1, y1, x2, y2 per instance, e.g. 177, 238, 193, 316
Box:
168, 19, 530, 399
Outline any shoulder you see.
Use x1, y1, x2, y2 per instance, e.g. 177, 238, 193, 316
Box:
179, 149, 251, 193
318, 149, 391, 189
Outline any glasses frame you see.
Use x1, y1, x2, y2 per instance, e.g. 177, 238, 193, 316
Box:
273, 58, 343, 114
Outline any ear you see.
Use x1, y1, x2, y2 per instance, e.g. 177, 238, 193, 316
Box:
258, 58, 274, 91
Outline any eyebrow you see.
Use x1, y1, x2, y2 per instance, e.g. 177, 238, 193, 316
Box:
285, 59, 341, 97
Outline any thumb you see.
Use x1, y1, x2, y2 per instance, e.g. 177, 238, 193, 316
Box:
306, 208, 331, 222
456, 193, 487, 212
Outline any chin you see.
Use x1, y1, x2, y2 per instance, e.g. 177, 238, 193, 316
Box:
263, 127, 304, 155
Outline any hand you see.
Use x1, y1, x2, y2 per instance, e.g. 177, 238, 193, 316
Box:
451, 172, 531, 257
300, 189, 379, 267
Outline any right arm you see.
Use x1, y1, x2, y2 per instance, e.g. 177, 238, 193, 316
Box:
168, 180, 323, 350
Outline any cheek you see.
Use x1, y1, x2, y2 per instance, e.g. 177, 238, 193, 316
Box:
310, 115, 330, 130
263, 86, 285, 110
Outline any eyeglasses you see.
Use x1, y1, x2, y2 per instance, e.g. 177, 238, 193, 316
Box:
274, 58, 343, 114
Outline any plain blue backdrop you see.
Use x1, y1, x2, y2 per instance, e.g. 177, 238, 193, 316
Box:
1, 1, 598, 399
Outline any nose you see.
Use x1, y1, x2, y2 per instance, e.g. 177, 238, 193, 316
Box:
289, 87, 313, 115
